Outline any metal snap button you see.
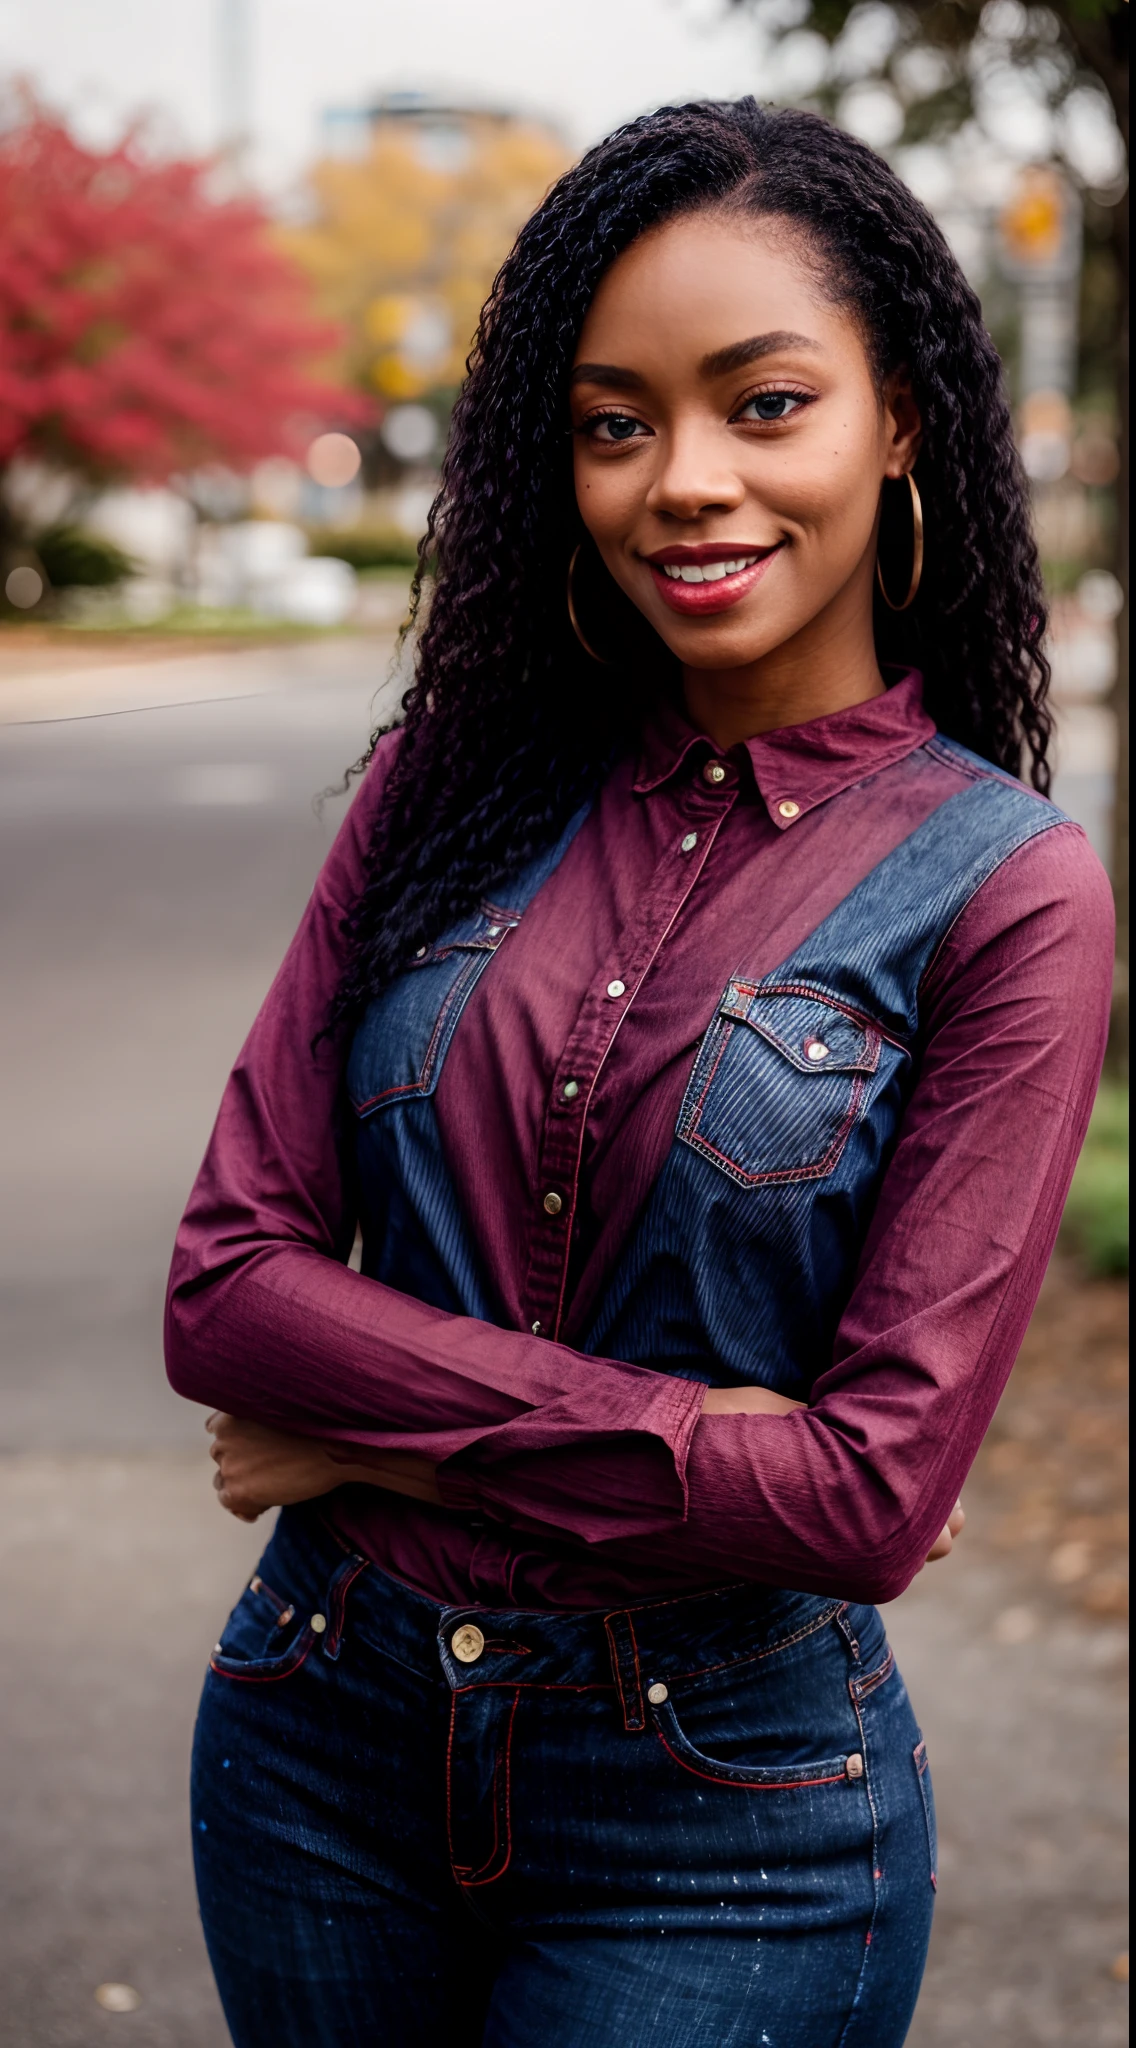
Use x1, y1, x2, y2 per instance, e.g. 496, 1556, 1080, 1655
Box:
681, 832, 698, 853
310, 1613, 327, 1634
805, 1039, 830, 1063
531, 1320, 543, 1335
452, 1623, 486, 1664
845, 1752, 865, 1780
777, 799, 801, 820
486, 925, 502, 938
542, 1191, 563, 1216
562, 1080, 579, 1100
703, 761, 727, 786
415, 946, 428, 959
647, 1681, 669, 1705
606, 979, 626, 999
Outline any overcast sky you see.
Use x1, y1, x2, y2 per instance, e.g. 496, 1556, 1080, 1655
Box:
0, 0, 764, 187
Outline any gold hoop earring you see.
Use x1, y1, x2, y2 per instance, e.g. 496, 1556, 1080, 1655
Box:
567, 545, 616, 665
876, 471, 924, 612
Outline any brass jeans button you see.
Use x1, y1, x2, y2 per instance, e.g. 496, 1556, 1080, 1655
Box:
451, 1623, 486, 1664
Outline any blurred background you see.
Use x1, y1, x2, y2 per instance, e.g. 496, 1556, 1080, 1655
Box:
0, 2, 1127, 2043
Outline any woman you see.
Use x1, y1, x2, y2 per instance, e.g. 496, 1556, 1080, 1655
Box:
168, 100, 1112, 2047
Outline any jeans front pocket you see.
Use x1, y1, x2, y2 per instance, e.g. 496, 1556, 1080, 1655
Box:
913, 1737, 938, 1888
652, 1694, 860, 1793
209, 1550, 368, 1685
677, 980, 887, 1188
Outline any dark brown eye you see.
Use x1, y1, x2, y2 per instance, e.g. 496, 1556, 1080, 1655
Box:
737, 391, 807, 423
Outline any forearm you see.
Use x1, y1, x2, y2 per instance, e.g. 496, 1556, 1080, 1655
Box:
167, 1239, 704, 1533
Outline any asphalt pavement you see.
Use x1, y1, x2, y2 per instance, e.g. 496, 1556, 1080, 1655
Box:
0, 634, 1126, 2047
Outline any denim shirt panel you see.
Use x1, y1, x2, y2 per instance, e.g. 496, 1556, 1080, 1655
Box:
582, 759, 1065, 1394
346, 804, 592, 1317
346, 742, 1065, 1387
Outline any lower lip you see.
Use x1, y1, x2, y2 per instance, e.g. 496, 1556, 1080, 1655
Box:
648, 548, 784, 616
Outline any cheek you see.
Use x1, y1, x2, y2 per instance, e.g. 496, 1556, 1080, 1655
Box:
761, 423, 883, 543
573, 448, 641, 542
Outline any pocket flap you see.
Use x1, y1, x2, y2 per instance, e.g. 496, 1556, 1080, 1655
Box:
720, 982, 880, 1076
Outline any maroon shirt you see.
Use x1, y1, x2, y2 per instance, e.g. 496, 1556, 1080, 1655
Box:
165, 677, 1113, 1608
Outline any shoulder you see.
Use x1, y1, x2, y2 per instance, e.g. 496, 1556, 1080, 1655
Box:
924, 812, 1114, 1023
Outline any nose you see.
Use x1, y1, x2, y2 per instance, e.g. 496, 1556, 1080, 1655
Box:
644, 419, 746, 523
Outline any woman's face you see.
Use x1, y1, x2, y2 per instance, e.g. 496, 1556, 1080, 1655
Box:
570, 211, 920, 677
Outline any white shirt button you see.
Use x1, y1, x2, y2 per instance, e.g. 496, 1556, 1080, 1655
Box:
703, 761, 728, 786
606, 979, 626, 999
681, 832, 698, 853
531, 1320, 543, 1336
777, 799, 801, 820
562, 1080, 579, 1100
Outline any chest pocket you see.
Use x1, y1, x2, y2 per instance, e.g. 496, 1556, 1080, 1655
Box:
346, 904, 518, 1118
677, 980, 885, 1187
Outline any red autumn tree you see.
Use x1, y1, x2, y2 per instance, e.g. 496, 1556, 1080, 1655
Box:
0, 100, 367, 510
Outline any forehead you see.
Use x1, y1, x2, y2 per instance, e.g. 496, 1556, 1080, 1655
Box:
574, 211, 858, 368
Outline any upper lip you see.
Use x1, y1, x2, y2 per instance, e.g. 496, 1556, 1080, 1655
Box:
641, 541, 783, 567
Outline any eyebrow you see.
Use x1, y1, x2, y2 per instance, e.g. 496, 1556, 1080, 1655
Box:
570, 330, 822, 391
699, 330, 822, 377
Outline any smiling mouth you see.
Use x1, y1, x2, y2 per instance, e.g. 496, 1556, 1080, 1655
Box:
646, 543, 785, 615
658, 553, 764, 584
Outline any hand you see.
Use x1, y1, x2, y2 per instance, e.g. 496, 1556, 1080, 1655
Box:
207, 1413, 343, 1522
206, 1413, 444, 1520
699, 1391, 965, 1570
922, 1498, 965, 1566
700, 1385, 806, 1417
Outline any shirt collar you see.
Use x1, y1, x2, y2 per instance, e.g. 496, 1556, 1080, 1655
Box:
633, 671, 935, 828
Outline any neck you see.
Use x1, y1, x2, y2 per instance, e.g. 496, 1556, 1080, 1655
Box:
681, 592, 886, 753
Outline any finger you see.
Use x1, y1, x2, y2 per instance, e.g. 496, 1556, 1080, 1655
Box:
948, 1500, 966, 1536
925, 1525, 954, 1563
205, 1412, 220, 1433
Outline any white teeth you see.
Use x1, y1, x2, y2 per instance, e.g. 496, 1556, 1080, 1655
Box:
662, 554, 759, 584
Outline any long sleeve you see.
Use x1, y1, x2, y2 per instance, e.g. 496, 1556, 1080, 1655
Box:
439, 825, 1114, 1601
163, 741, 704, 1541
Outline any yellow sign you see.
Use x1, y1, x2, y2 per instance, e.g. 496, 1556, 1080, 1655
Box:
1000, 167, 1065, 269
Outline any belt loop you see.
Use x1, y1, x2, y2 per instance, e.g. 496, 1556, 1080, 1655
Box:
604, 1610, 645, 1733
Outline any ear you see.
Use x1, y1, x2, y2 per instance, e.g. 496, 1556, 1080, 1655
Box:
882, 368, 922, 479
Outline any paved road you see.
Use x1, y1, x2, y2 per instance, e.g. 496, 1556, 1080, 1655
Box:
0, 638, 1126, 2046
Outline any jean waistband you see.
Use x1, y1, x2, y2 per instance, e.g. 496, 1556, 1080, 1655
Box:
271, 1507, 847, 1731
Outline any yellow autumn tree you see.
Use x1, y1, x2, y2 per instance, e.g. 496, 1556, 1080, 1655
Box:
283, 109, 569, 403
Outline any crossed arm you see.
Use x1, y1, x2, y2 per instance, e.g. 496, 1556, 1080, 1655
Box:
167, 753, 1112, 1604
205, 1399, 967, 1567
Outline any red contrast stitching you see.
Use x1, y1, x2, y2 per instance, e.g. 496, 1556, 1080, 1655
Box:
685, 1072, 868, 1188
460, 1691, 520, 1888
851, 1647, 895, 1703
208, 1630, 314, 1684
654, 1725, 850, 1792
350, 952, 487, 1114
724, 980, 906, 1055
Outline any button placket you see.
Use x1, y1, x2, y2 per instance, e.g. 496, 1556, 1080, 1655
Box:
521, 782, 737, 1339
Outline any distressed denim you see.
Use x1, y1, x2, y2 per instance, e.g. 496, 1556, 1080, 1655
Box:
193, 1506, 936, 2046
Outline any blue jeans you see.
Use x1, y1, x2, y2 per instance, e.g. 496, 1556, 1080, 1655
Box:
192, 1508, 935, 2046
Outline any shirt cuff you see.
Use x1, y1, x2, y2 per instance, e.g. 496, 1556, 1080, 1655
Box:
434, 1371, 706, 1541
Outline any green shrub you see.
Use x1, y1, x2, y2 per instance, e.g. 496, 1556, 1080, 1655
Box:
36, 524, 137, 587
1062, 1082, 1129, 1277
308, 528, 420, 571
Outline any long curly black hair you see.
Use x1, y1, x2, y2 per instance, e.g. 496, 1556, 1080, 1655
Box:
331, 97, 1051, 1028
